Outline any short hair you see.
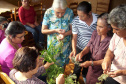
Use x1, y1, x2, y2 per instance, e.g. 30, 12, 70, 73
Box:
5, 21, 26, 38
0, 16, 7, 24
52, 0, 67, 9
13, 46, 39, 72
98, 13, 113, 37
77, 1, 92, 14
108, 4, 126, 29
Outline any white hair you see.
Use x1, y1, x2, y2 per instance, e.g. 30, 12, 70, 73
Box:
52, 0, 67, 9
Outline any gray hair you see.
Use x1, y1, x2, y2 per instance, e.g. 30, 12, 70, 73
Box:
108, 4, 126, 29
52, 0, 67, 9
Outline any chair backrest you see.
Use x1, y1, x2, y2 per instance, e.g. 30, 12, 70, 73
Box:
0, 72, 15, 84
68, 2, 78, 16
14, 8, 19, 21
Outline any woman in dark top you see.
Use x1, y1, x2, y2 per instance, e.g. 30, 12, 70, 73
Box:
75, 13, 113, 84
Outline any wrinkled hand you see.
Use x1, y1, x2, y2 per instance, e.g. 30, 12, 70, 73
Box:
57, 34, 64, 41
75, 52, 83, 61
69, 50, 76, 60
102, 59, 111, 74
38, 57, 44, 67
80, 61, 91, 68
56, 29, 65, 34
108, 70, 122, 78
44, 62, 54, 69
56, 74, 65, 84
34, 21, 39, 26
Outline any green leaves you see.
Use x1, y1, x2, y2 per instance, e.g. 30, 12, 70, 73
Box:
96, 74, 109, 84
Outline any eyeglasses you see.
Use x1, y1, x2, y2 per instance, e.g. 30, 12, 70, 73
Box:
16, 33, 26, 39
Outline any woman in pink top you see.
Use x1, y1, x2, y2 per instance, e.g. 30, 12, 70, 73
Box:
0, 16, 8, 43
102, 4, 126, 84
0, 21, 26, 75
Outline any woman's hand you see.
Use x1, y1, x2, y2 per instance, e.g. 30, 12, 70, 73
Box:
34, 21, 39, 26
75, 52, 83, 61
108, 70, 122, 78
102, 58, 111, 74
38, 57, 44, 67
57, 34, 64, 41
44, 62, 54, 69
80, 61, 91, 68
56, 29, 65, 34
56, 74, 65, 84
29, 24, 35, 28
69, 50, 76, 60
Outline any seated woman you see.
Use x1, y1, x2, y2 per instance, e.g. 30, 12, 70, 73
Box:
19, 0, 44, 48
9, 46, 63, 84
0, 21, 26, 76
75, 13, 113, 84
102, 4, 126, 84
0, 16, 8, 43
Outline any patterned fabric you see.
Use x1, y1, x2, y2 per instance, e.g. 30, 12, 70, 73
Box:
43, 7, 74, 66
72, 13, 98, 50
9, 66, 46, 84
109, 33, 126, 84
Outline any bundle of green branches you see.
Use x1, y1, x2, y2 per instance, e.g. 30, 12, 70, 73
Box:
40, 39, 79, 84
96, 74, 109, 84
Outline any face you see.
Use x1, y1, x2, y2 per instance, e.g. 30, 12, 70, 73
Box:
97, 18, 110, 36
77, 10, 89, 21
111, 24, 126, 38
0, 21, 8, 30
11, 31, 25, 44
22, 0, 29, 7
54, 8, 66, 18
31, 56, 39, 74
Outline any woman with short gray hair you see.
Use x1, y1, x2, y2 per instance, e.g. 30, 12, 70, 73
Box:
102, 4, 126, 84
42, 0, 74, 67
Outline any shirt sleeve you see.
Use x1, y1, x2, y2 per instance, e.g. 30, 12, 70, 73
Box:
18, 7, 27, 25
5, 53, 14, 68
34, 66, 46, 77
69, 9, 74, 24
86, 30, 97, 47
72, 17, 78, 34
109, 33, 116, 52
42, 9, 50, 26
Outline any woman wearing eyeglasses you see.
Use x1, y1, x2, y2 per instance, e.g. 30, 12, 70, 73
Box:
0, 21, 26, 76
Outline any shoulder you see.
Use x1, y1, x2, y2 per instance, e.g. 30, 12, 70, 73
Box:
72, 16, 79, 23
19, 6, 24, 11
66, 8, 73, 12
92, 13, 99, 18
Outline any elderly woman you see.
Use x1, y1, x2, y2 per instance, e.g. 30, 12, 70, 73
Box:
18, 0, 44, 48
75, 13, 113, 84
69, 1, 98, 81
0, 16, 8, 43
0, 21, 26, 75
42, 0, 74, 67
9, 46, 64, 84
102, 4, 126, 84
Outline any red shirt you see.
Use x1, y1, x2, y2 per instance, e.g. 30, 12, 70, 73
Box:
18, 6, 36, 25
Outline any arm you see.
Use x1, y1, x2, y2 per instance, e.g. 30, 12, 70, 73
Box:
102, 48, 114, 74
69, 34, 77, 59
63, 24, 72, 37
80, 59, 103, 68
56, 74, 65, 84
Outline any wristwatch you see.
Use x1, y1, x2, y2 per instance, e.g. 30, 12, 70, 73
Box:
91, 61, 94, 66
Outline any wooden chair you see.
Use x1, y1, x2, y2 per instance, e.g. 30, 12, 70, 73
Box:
68, 2, 78, 16
14, 8, 19, 21
0, 72, 15, 84
96, 0, 110, 14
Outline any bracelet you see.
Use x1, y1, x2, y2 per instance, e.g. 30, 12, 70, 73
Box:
91, 61, 93, 66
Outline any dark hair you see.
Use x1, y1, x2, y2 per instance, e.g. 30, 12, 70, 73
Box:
98, 13, 113, 37
77, 1, 92, 14
13, 46, 38, 72
0, 16, 7, 24
5, 21, 26, 38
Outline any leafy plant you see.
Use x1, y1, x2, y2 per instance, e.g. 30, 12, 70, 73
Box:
71, 57, 80, 66
40, 38, 79, 84
96, 74, 109, 84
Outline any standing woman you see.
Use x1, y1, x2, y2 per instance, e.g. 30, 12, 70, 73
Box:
75, 13, 113, 84
102, 4, 126, 84
0, 21, 26, 75
42, 0, 74, 67
69, 1, 98, 81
